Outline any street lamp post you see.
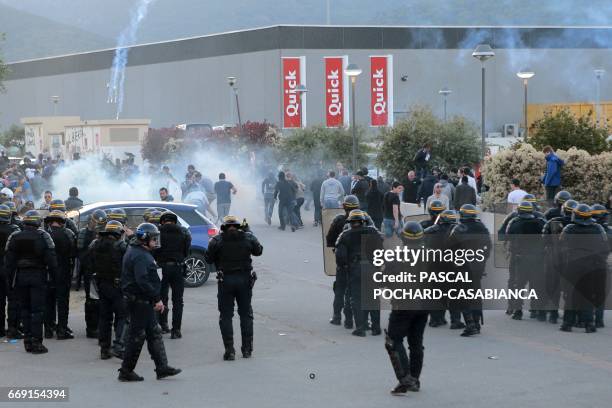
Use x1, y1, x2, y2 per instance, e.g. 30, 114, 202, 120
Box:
50, 95, 60, 116
227, 76, 242, 132
345, 63, 362, 171
594, 68, 605, 126
295, 84, 308, 128
438, 87, 452, 121
472, 44, 495, 161
517, 70, 535, 138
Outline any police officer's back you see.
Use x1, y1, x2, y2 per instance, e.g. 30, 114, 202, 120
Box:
155, 211, 191, 338
5, 210, 58, 354
205, 215, 263, 361
0, 204, 20, 338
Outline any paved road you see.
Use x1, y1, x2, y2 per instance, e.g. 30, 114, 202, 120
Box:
1, 218, 611, 408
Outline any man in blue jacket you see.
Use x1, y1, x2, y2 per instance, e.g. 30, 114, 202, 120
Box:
541, 146, 564, 201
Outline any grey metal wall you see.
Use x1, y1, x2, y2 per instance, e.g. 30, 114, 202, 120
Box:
1, 35, 611, 133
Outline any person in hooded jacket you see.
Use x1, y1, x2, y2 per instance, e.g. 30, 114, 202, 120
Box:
541, 146, 565, 201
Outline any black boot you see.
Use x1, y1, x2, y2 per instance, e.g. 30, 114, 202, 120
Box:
450, 321, 466, 330
100, 347, 112, 360
159, 323, 170, 334
329, 315, 341, 325
548, 311, 559, 324
512, 310, 523, 320
24, 337, 33, 353
30, 342, 48, 354
529, 310, 537, 319
44, 326, 54, 339
56, 328, 74, 340
223, 339, 235, 361
241, 336, 253, 358
343, 319, 353, 329
170, 329, 182, 339
536, 311, 547, 322
585, 324, 597, 333
156, 366, 182, 380
390, 375, 419, 394
595, 320, 605, 329
559, 324, 572, 332
118, 369, 144, 382
86, 329, 98, 339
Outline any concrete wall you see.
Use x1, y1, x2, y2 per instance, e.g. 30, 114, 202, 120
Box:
1, 26, 611, 135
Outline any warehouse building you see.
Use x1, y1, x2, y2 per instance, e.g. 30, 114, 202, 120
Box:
1, 25, 611, 140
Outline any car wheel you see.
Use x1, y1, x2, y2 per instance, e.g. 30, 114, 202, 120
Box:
184, 252, 210, 287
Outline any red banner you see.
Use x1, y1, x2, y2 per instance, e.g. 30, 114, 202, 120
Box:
324, 57, 347, 128
282, 57, 305, 128
370, 55, 393, 127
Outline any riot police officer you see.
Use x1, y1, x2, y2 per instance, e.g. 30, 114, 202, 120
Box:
119, 223, 181, 381
47, 199, 79, 236
335, 210, 384, 337
424, 210, 464, 329
143, 208, 156, 223
44, 210, 76, 339
544, 190, 572, 221
148, 210, 162, 227
155, 211, 191, 339
0, 204, 21, 339
3, 201, 23, 230
559, 204, 609, 333
498, 194, 544, 242
505, 201, 546, 320
448, 204, 492, 337
420, 200, 446, 230
77, 209, 107, 338
90, 221, 128, 360
591, 204, 611, 328
385, 221, 428, 394
205, 215, 263, 361
5, 211, 58, 354
108, 208, 134, 241
327, 195, 360, 328
541, 199, 578, 324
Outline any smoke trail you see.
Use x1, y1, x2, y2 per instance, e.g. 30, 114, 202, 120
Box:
107, 0, 157, 119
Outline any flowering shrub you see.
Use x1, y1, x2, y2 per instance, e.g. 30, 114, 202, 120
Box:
482, 143, 612, 207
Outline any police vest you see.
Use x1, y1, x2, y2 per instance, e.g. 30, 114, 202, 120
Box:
217, 232, 254, 273
12, 229, 51, 269
0, 222, 19, 267
157, 224, 188, 262
92, 237, 124, 281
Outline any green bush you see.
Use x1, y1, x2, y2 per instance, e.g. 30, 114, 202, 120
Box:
376, 106, 481, 179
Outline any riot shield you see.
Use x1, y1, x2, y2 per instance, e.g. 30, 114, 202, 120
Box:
320, 208, 344, 276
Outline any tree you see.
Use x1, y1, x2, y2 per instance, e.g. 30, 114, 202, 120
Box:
376, 106, 481, 180
528, 109, 610, 154
276, 126, 369, 174
0, 125, 25, 153
0, 33, 8, 93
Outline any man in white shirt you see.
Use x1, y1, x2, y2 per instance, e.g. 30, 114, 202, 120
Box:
320, 171, 345, 209
507, 178, 527, 208
458, 167, 478, 194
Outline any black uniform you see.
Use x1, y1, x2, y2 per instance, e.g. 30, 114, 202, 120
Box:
77, 227, 99, 337
544, 207, 562, 221
559, 223, 608, 330
505, 216, 546, 316
90, 236, 127, 354
498, 210, 545, 242
120, 244, 169, 373
205, 229, 263, 356
327, 213, 353, 326
448, 220, 492, 335
0, 222, 20, 336
5, 226, 57, 350
335, 224, 384, 335
424, 223, 463, 327
541, 215, 573, 322
155, 223, 191, 334
44, 226, 76, 337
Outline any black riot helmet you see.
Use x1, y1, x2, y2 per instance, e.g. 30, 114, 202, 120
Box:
3, 201, 17, 215
554, 190, 572, 207
89, 209, 108, 232
100, 220, 124, 238
45, 210, 66, 224
107, 208, 128, 225
135, 223, 161, 248
438, 210, 458, 225
522, 194, 539, 211
49, 199, 67, 212
220, 215, 241, 231
23, 210, 42, 227
517, 201, 535, 219
401, 221, 424, 242
342, 195, 360, 211
159, 210, 178, 224
459, 204, 479, 221
0, 204, 11, 223
590, 204, 609, 224
428, 200, 446, 217
143, 208, 157, 222
572, 204, 593, 226
148, 210, 162, 226
561, 199, 578, 217
347, 209, 367, 227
